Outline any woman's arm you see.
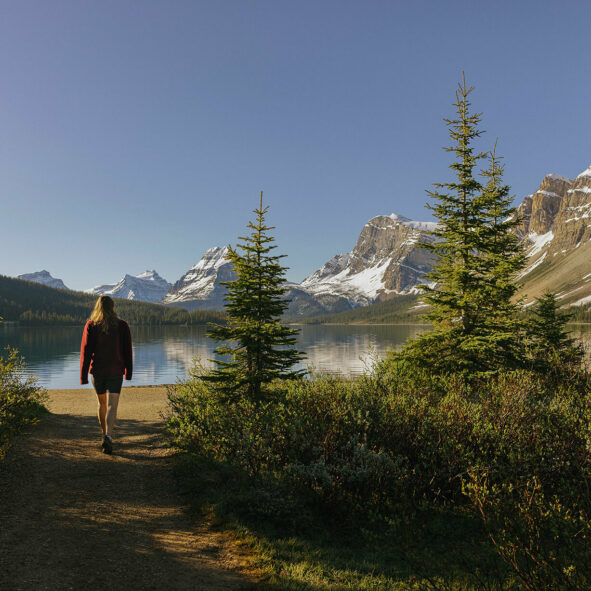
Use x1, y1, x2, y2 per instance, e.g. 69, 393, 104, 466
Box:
80, 321, 94, 384
122, 321, 133, 380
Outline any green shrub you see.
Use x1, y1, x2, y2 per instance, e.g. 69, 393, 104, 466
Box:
167, 359, 591, 588
0, 347, 47, 460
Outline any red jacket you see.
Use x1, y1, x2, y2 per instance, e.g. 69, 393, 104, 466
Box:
80, 319, 133, 385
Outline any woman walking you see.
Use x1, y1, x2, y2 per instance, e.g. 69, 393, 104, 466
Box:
80, 295, 133, 455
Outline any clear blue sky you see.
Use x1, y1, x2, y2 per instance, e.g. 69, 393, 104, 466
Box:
2, 0, 590, 291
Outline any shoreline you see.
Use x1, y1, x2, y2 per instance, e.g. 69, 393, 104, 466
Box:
289, 322, 432, 326
46, 384, 174, 393
4, 321, 590, 328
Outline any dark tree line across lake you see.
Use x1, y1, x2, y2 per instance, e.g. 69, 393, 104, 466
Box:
1, 274, 589, 327
0, 275, 225, 326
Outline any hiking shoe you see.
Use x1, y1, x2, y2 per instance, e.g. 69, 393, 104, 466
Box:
101, 436, 113, 455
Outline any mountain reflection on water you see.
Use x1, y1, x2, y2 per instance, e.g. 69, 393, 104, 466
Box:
0, 323, 589, 390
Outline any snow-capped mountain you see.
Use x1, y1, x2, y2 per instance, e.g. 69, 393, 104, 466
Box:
18, 270, 69, 290
26, 165, 591, 316
160, 216, 438, 315
298, 214, 437, 309
87, 270, 171, 303
517, 165, 591, 306
161, 246, 235, 310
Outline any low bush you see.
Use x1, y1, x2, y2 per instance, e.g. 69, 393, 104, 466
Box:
0, 347, 47, 460
465, 474, 591, 591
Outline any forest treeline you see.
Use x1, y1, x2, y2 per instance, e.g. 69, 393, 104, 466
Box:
568, 303, 591, 322
3, 273, 589, 327
0, 275, 225, 326
296, 294, 424, 324
297, 291, 591, 325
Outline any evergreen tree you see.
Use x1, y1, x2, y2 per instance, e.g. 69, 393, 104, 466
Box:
474, 143, 527, 368
527, 291, 583, 372
401, 74, 525, 375
206, 192, 305, 401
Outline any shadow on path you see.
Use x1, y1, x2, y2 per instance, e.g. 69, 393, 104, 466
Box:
0, 408, 259, 591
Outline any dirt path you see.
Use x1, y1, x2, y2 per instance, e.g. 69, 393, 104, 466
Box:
0, 387, 261, 591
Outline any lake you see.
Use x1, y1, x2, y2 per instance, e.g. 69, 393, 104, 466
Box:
2, 323, 589, 390
0, 324, 432, 389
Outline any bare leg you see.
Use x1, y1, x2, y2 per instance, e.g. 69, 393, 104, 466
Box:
96, 393, 107, 435
106, 392, 120, 437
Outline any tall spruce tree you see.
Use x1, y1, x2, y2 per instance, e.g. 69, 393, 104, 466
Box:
401, 75, 525, 375
206, 192, 305, 402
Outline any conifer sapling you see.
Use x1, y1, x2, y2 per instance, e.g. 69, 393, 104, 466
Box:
206, 192, 305, 401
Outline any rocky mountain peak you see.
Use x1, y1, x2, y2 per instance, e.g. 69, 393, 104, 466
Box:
550, 164, 591, 251
348, 214, 435, 275
161, 246, 234, 310
18, 270, 69, 290
525, 174, 572, 235
87, 270, 171, 303
518, 164, 591, 307
188, 246, 229, 272
299, 213, 436, 309
137, 269, 163, 279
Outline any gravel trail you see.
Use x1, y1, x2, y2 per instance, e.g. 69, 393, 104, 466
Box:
0, 386, 260, 591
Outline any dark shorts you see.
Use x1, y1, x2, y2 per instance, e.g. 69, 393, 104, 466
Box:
91, 375, 124, 395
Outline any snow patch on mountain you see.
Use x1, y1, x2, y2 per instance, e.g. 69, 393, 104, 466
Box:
546, 173, 571, 183
518, 251, 547, 279
575, 164, 591, 179
387, 213, 438, 232
574, 294, 591, 306
302, 259, 392, 301
527, 231, 554, 256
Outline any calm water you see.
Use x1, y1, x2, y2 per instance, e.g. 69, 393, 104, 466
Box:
2, 323, 589, 390
0, 324, 433, 389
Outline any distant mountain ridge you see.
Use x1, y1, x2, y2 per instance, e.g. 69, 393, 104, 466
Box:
151, 213, 439, 315
0, 274, 225, 326
15, 164, 591, 316
18, 270, 69, 290
300, 214, 437, 306
87, 270, 171, 303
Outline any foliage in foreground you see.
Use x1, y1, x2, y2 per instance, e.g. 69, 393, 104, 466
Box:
0, 347, 47, 460
167, 360, 591, 590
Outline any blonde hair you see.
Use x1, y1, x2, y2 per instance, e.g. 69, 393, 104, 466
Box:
90, 295, 119, 333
